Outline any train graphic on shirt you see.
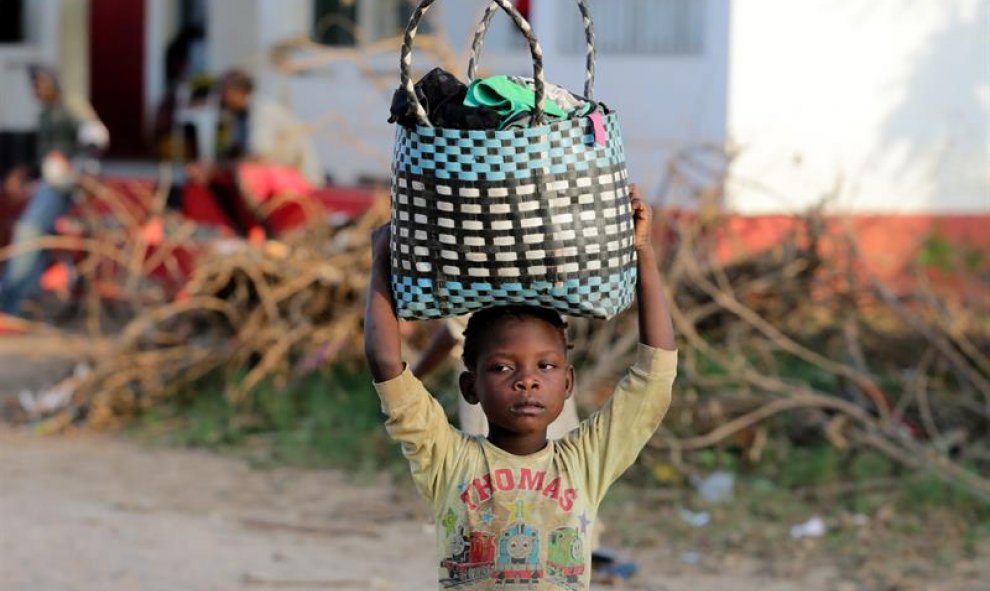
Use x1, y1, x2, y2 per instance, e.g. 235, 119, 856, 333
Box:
441, 528, 496, 585
440, 522, 586, 588
546, 526, 585, 585
493, 522, 543, 585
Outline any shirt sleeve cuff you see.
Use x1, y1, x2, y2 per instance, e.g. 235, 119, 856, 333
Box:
373, 364, 425, 412
632, 344, 678, 377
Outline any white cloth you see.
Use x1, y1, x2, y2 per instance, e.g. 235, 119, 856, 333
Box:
248, 98, 323, 186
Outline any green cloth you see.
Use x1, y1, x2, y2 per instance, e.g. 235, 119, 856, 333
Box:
464, 75, 567, 122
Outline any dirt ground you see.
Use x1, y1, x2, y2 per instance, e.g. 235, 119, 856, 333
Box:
0, 338, 985, 591
0, 334, 84, 394
1, 430, 851, 591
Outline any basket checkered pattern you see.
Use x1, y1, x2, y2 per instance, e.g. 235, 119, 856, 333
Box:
391, 0, 636, 319
393, 114, 626, 181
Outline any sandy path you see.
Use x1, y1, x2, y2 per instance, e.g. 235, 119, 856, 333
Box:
0, 431, 859, 591
0, 334, 86, 395
0, 431, 437, 591
0, 337, 982, 591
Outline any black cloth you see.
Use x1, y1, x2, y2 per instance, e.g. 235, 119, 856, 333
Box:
389, 67, 501, 130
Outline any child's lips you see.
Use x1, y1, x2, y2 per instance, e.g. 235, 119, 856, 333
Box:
510, 401, 546, 416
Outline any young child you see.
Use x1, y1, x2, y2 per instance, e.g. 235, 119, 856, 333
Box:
364, 189, 677, 590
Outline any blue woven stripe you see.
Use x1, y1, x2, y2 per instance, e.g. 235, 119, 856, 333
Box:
391, 268, 638, 320
393, 112, 626, 182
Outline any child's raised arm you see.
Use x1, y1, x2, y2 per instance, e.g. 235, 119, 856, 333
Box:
630, 187, 676, 351
364, 225, 404, 381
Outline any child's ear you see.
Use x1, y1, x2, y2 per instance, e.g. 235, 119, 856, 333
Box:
459, 371, 480, 405
565, 365, 575, 399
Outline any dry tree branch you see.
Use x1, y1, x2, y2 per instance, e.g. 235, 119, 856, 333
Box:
839, 219, 990, 403
678, 223, 893, 418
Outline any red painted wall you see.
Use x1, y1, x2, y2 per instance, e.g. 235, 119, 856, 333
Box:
89, 0, 146, 157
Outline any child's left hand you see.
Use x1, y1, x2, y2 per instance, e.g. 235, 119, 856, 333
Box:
629, 184, 653, 252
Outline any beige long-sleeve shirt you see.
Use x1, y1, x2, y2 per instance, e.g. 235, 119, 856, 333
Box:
374, 345, 677, 590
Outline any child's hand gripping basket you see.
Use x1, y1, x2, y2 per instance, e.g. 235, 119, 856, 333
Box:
390, 0, 636, 319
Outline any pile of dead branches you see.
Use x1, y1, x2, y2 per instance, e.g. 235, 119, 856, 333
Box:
569, 150, 990, 501
11, 197, 388, 431
0, 176, 192, 334
571, 212, 987, 500
7, 150, 987, 503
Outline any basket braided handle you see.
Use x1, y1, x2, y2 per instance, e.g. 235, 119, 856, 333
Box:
468, 0, 596, 100
400, 0, 547, 128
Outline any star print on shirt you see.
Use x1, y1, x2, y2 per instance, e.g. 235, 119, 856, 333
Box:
578, 512, 591, 534
511, 499, 533, 522
441, 508, 459, 537
481, 509, 495, 525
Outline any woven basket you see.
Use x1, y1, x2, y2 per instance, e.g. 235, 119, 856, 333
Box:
390, 0, 636, 320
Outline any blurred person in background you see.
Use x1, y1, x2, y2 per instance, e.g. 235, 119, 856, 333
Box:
182, 69, 322, 236
0, 65, 108, 321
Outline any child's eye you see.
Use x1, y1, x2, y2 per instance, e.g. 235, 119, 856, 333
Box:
490, 364, 513, 373
539, 361, 557, 370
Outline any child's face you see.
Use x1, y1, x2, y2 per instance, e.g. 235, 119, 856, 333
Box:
460, 316, 573, 437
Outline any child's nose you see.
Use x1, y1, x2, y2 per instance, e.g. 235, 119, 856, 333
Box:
514, 372, 540, 391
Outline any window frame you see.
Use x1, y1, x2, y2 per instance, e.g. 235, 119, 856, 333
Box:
0, 0, 26, 44
313, 0, 418, 47
559, 0, 706, 56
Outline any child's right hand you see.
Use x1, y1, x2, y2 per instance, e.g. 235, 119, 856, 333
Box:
371, 224, 392, 272
365, 222, 403, 380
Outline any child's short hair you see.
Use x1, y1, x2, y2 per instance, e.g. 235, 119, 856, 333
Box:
461, 306, 569, 370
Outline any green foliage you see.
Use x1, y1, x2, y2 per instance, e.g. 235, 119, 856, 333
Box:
138, 364, 404, 473
848, 451, 895, 481
963, 247, 985, 273
733, 442, 842, 490
917, 232, 986, 274
899, 472, 990, 520
692, 349, 729, 377
918, 233, 956, 272
771, 351, 840, 392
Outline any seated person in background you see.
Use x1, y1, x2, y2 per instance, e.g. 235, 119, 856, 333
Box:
1, 65, 108, 319
183, 69, 323, 236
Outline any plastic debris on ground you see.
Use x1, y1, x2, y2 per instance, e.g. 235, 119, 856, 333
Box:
591, 548, 637, 582
680, 551, 702, 565
678, 508, 711, 528
693, 470, 735, 504
790, 516, 827, 539
16, 363, 91, 418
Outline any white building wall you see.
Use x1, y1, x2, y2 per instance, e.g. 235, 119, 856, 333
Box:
727, 0, 990, 213
255, 0, 313, 101
206, 0, 261, 74
280, 0, 731, 190
532, 0, 731, 204
280, 1, 485, 184
0, 48, 42, 132
0, 0, 65, 131
56, 0, 90, 100
144, 0, 178, 132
